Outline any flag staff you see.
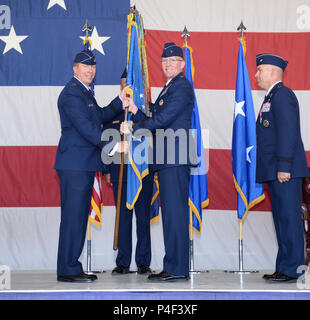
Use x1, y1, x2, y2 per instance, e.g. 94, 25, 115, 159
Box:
86, 219, 92, 274
82, 21, 105, 273
227, 21, 258, 274
82, 20, 92, 41
113, 109, 128, 250
113, 7, 138, 250
86, 173, 106, 274
237, 20, 246, 41
182, 26, 195, 273
182, 26, 202, 274
181, 26, 189, 46
238, 20, 246, 274
82, 19, 95, 274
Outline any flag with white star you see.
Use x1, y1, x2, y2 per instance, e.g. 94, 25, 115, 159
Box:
0, 0, 128, 225
232, 40, 265, 221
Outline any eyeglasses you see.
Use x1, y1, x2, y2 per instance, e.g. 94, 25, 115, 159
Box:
161, 58, 183, 64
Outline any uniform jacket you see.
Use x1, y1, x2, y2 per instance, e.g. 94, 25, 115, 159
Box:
131, 72, 195, 172
256, 81, 309, 183
54, 77, 122, 172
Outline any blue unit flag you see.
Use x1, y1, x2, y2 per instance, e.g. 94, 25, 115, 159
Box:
184, 44, 209, 234
232, 41, 265, 221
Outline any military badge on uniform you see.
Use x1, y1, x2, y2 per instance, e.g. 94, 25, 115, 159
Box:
263, 120, 269, 127
88, 103, 94, 108
159, 99, 164, 106
261, 102, 271, 112
259, 101, 271, 123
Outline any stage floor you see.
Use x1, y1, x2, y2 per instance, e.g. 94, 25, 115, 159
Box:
1, 269, 310, 300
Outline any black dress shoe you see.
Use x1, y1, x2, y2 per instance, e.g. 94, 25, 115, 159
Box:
112, 266, 129, 275
267, 272, 297, 283
57, 272, 95, 283
148, 271, 189, 282
262, 271, 281, 280
137, 265, 152, 275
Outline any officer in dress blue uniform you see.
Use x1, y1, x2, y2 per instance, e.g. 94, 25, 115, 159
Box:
255, 53, 309, 282
104, 70, 154, 275
121, 43, 195, 281
54, 50, 127, 283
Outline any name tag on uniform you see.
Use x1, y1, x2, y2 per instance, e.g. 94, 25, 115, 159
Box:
261, 102, 270, 112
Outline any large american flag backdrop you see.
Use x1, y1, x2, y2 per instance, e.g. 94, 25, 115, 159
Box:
0, 0, 309, 270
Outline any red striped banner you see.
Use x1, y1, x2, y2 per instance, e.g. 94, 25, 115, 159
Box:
2, 146, 308, 209
145, 31, 310, 90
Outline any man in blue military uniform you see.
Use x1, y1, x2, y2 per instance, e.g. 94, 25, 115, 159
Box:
121, 43, 195, 281
54, 50, 127, 283
105, 70, 154, 276
255, 53, 309, 282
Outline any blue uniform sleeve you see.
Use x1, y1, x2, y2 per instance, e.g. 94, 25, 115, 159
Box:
131, 108, 148, 122
130, 102, 154, 123
272, 87, 299, 172
100, 96, 123, 123
61, 93, 102, 146
61, 91, 122, 147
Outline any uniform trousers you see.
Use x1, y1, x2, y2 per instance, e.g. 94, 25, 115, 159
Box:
112, 177, 153, 268
56, 170, 95, 276
158, 165, 190, 276
268, 177, 305, 278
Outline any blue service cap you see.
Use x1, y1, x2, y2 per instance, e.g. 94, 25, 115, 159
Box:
161, 42, 183, 58
256, 53, 288, 71
74, 50, 96, 65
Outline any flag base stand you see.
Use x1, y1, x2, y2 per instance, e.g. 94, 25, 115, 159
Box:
188, 209, 209, 275
224, 239, 259, 274
190, 270, 209, 274
225, 270, 258, 274
85, 270, 107, 274
189, 239, 209, 275
86, 239, 107, 275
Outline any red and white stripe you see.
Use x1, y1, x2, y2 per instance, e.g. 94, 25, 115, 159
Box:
1, 0, 309, 270
89, 173, 103, 226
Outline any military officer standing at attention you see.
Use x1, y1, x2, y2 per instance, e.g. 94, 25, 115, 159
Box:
121, 43, 195, 281
255, 53, 309, 282
54, 49, 128, 283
